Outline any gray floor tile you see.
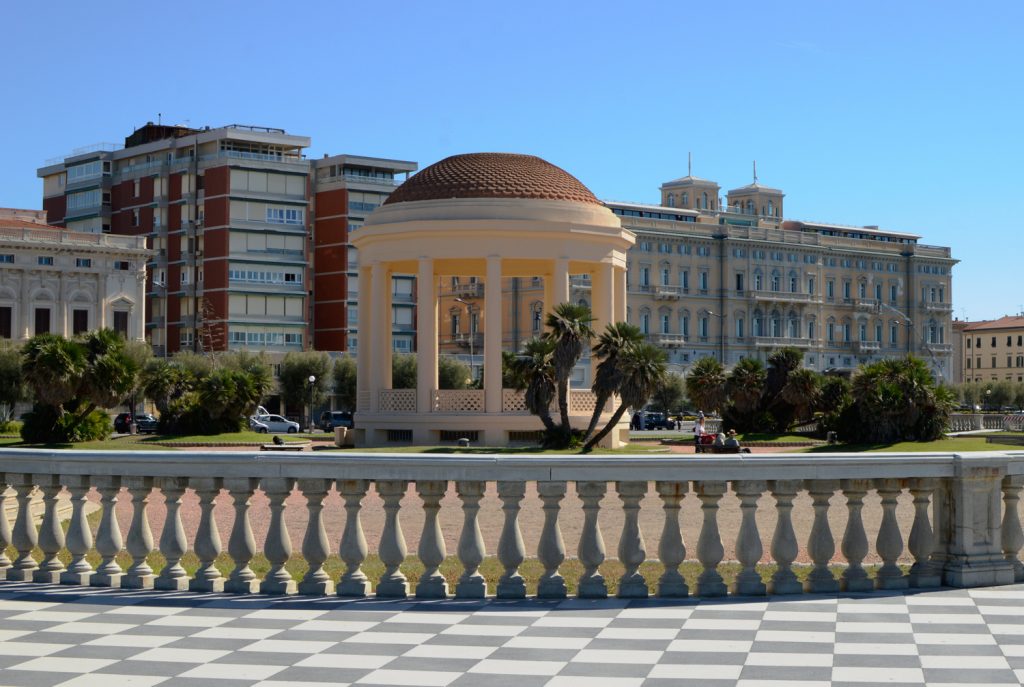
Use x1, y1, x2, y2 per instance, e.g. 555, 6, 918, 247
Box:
517, 626, 602, 638
749, 640, 835, 654
488, 647, 580, 662
266, 666, 372, 683
93, 660, 194, 676
833, 653, 921, 668
0, 670, 71, 687
559, 660, 653, 678
643, 679, 737, 686
739, 665, 833, 681
758, 619, 835, 632
449, 675, 550, 687
209, 650, 309, 666
658, 651, 748, 665
918, 643, 1004, 656
49, 644, 144, 660
921, 667, 1020, 683
381, 656, 479, 672
584, 638, 671, 651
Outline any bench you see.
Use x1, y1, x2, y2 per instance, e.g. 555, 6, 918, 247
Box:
259, 442, 311, 452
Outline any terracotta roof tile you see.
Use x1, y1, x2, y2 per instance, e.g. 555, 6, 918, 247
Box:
383, 153, 600, 206
0, 218, 59, 230
963, 316, 1024, 331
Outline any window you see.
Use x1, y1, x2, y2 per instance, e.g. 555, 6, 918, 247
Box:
827, 280, 835, 300
736, 318, 744, 338
967, 358, 972, 369
133, 179, 140, 197
38, 256, 54, 266
131, 209, 140, 227
770, 273, 780, 291
699, 316, 708, 338
265, 207, 304, 225
680, 314, 690, 337
114, 260, 130, 271
661, 268, 670, 286
76, 258, 92, 268
807, 277, 815, 294
680, 271, 689, 290
640, 312, 650, 334
640, 267, 650, 287
1010, 336, 1014, 347
842, 281, 851, 299
843, 323, 851, 342
807, 320, 816, 340
661, 314, 670, 334
859, 323, 867, 341
34, 307, 50, 335
789, 274, 798, 293
0, 255, 13, 264
993, 356, 998, 369
699, 271, 708, 290
72, 309, 89, 335
827, 322, 835, 342
858, 282, 866, 298
113, 311, 128, 338
875, 323, 882, 342
977, 337, 982, 348
735, 273, 744, 291
753, 314, 763, 337
531, 304, 542, 333
451, 313, 460, 337
967, 338, 972, 349
890, 284, 897, 302
993, 337, 997, 347
754, 273, 763, 290
0, 307, 11, 339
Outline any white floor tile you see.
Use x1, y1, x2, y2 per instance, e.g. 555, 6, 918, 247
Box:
384, 613, 470, 625
403, 644, 497, 659
736, 681, 831, 687
573, 649, 662, 664
595, 627, 678, 640
291, 619, 380, 633
146, 614, 231, 627
910, 613, 985, 624
243, 609, 327, 620
834, 642, 917, 655
55, 675, 168, 687
192, 626, 284, 640
9, 610, 97, 622
0, 600, 58, 611
836, 604, 909, 614
547, 677, 644, 687
0, 641, 70, 657
441, 624, 524, 637
532, 616, 613, 628
978, 605, 1024, 616
617, 608, 693, 620
85, 634, 178, 648
12, 657, 118, 673
344, 631, 433, 644
357, 669, 461, 686
295, 654, 395, 670
102, 605, 186, 616
178, 663, 286, 681
503, 636, 591, 650
127, 647, 231, 663
0, 629, 30, 641
755, 630, 835, 643
468, 658, 566, 676
831, 667, 925, 683
649, 664, 744, 680
836, 621, 913, 633
254, 682, 349, 687
761, 611, 836, 622
240, 639, 335, 654
668, 639, 753, 653
915, 632, 997, 645
920, 654, 1010, 669
685, 618, 761, 630
904, 596, 975, 606
988, 624, 1024, 635
47, 622, 138, 635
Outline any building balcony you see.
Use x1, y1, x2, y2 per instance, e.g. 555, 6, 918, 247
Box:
446, 333, 484, 349
855, 298, 880, 311
854, 340, 881, 353
753, 336, 813, 348
448, 283, 484, 299
647, 333, 687, 347
569, 276, 592, 288
924, 302, 953, 312
653, 285, 686, 300
750, 291, 816, 304
925, 342, 954, 355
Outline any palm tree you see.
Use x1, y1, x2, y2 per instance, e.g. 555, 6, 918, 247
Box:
509, 337, 559, 435
584, 343, 667, 452
544, 303, 594, 443
778, 367, 820, 424
726, 357, 766, 416
75, 329, 140, 420
21, 334, 86, 413
685, 356, 726, 415
582, 322, 644, 443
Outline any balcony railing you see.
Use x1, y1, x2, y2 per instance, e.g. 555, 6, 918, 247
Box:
1, 450, 1022, 600
448, 283, 484, 299
854, 340, 881, 353
925, 342, 954, 354
753, 336, 812, 348
653, 285, 685, 299
750, 291, 815, 303
648, 333, 687, 347
924, 302, 953, 312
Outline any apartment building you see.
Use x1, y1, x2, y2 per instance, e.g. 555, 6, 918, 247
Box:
0, 208, 149, 342
960, 316, 1024, 383
38, 123, 415, 358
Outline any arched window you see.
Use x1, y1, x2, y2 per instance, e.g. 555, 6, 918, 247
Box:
753, 270, 763, 291
640, 309, 650, 334
701, 191, 708, 209
661, 264, 671, 286
858, 280, 867, 299
746, 200, 755, 214
770, 271, 780, 291
666, 193, 675, 207
578, 298, 589, 309
768, 200, 774, 216
680, 310, 690, 337
661, 313, 670, 334
682, 192, 689, 206
858, 320, 867, 341
807, 319, 816, 341
789, 271, 798, 293
842, 319, 852, 342
875, 320, 882, 342
827, 318, 836, 342
928, 319, 938, 343
788, 311, 799, 339
770, 310, 782, 337
753, 310, 764, 337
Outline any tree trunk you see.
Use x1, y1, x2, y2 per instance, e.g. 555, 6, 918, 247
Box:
557, 378, 571, 444
583, 401, 629, 453
581, 391, 611, 444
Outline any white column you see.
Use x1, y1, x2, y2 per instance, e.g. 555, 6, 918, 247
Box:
839, 479, 873, 592
484, 256, 502, 414
357, 266, 373, 412
613, 266, 627, 323
553, 257, 570, 306
732, 480, 766, 596
189, 478, 224, 593
537, 481, 567, 599
617, 481, 649, 598
154, 477, 189, 591
90, 477, 123, 588
592, 262, 614, 335
416, 258, 437, 420
455, 481, 487, 598
370, 262, 392, 394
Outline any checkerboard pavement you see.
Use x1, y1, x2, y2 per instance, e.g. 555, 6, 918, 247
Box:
3, 582, 1024, 687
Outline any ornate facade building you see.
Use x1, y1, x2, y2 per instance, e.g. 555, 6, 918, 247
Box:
0, 208, 148, 342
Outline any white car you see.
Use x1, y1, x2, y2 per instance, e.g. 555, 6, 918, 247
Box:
249, 414, 300, 434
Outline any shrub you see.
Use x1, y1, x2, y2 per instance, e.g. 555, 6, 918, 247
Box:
21, 404, 111, 443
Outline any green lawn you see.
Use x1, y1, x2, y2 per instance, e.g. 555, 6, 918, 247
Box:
804, 435, 1024, 453
322, 444, 672, 455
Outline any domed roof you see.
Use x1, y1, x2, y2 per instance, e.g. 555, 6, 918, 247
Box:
383, 153, 601, 207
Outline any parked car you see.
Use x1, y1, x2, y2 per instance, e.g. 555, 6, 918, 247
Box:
249, 414, 300, 434
319, 411, 354, 431
643, 412, 678, 431
113, 413, 159, 434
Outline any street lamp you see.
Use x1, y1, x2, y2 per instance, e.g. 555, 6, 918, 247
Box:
454, 297, 478, 383
986, 388, 992, 413
704, 310, 727, 361
308, 375, 316, 433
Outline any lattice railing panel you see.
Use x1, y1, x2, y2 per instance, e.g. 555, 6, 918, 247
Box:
379, 389, 417, 413
433, 389, 485, 413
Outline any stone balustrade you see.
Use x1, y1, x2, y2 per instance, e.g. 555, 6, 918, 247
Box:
2, 449, 1024, 599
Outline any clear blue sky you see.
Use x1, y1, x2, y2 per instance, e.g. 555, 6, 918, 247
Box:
3, 1, 1020, 320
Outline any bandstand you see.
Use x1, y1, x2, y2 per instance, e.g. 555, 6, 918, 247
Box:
351, 153, 635, 447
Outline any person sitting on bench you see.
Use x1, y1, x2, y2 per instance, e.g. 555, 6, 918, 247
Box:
724, 429, 740, 449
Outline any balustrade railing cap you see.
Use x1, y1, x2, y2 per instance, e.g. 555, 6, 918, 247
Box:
3, 448, 1023, 484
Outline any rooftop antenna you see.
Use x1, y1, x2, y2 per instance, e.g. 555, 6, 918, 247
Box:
688, 152, 692, 177
753, 160, 758, 184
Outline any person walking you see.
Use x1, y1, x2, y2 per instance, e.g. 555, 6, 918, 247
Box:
693, 415, 706, 453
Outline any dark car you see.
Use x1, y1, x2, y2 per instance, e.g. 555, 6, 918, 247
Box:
319, 411, 354, 431
113, 413, 159, 434
643, 412, 677, 431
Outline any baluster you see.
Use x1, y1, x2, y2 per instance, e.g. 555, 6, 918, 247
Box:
768, 479, 802, 595
874, 478, 908, 590
804, 479, 839, 593
617, 481, 649, 598
60, 475, 94, 585
338, 479, 370, 597
537, 481, 567, 599
732, 480, 766, 596
695, 481, 727, 597
1002, 476, 1024, 583
456, 481, 487, 598
122, 477, 155, 589
907, 478, 941, 587
6, 474, 38, 582
496, 480, 526, 599
296, 479, 334, 595
260, 478, 297, 595
0, 477, 12, 573
656, 481, 688, 598
33, 474, 66, 584
577, 481, 607, 599
223, 478, 260, 594
839, 479, 872, 591
376, 480, 409, 598
415, 480, 448, 599
190, 478, 224, 592
91, 476, 124, 587
154, 477, 190, 591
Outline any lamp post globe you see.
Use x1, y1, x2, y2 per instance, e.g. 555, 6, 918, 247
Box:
308, 375, 317, 432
